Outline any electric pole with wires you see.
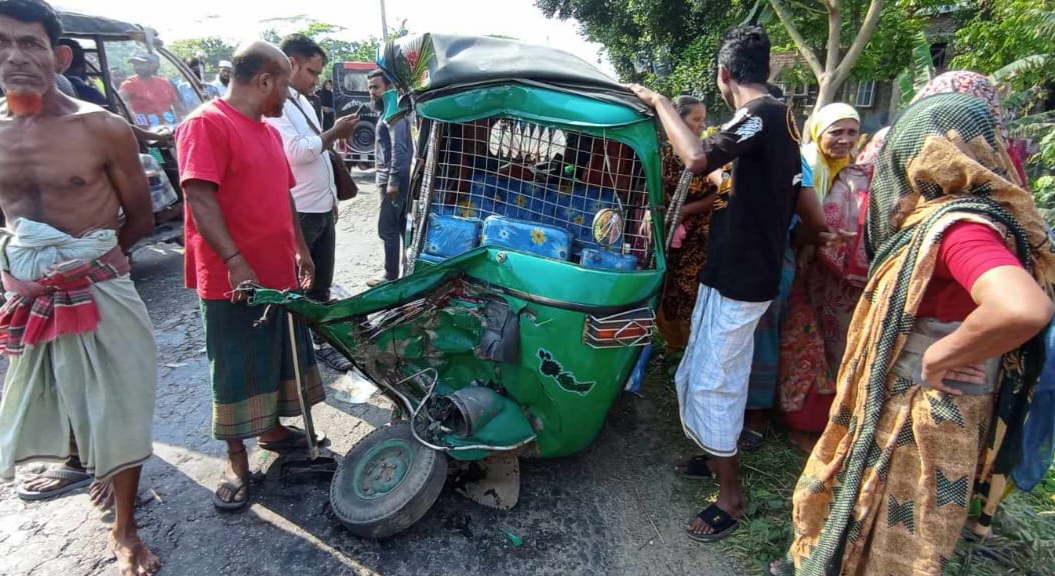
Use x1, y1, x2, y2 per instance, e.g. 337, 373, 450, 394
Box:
379, 0, 389, 41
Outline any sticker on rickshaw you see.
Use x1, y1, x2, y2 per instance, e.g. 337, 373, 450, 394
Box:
537, 349, 595, 395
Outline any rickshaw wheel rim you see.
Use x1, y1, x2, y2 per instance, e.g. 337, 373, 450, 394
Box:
351, 438, 414, 500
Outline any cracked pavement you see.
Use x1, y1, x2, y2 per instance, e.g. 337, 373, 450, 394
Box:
0, 174, 742, 575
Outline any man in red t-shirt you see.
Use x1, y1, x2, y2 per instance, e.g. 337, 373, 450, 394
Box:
119, 53, 181, 122
176, 40, 324, 511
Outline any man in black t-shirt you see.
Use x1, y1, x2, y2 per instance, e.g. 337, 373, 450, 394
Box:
630, 26, 805, 543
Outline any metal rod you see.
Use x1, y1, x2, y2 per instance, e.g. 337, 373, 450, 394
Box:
664, 169, 693, 249
405, 121, 442, 273
286, 311, 318, 461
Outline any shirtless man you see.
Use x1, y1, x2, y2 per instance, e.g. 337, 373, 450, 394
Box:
0, 1, 159, 574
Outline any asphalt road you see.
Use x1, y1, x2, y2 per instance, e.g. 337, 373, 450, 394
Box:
0, 174, 744, 576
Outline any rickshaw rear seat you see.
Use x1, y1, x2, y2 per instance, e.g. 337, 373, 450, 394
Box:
430, 174, 630, 263
466, 174, 537, 220
480, 215, 572, 261
579, 248, 639, 271
423, 213, 483, 259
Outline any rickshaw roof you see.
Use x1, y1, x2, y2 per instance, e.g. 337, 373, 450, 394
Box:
379, 34, 652, 120
56, 8, 147, 39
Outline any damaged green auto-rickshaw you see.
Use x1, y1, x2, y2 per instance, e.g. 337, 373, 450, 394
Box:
249, 33, 694, 539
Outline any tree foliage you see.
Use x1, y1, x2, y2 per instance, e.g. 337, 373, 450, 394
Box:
765, 0, 955, 114
536, 0, 746, 118
537, 0, 947, 118
167, 37, 236, 72
893, 31, 935, 108
952, 0, 1055, 108
943, 1, 1055, 221
258, 19, 384, 74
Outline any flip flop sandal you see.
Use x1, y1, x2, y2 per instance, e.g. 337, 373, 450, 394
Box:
673, 454, 713, 479
738, 428, 765, 452
213, 472, 250, 511
685, 502, 739, 543
258, 426, 328, 454
17, 467, 93, 501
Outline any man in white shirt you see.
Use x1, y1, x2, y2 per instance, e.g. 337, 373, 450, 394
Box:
266, 34, 359, 371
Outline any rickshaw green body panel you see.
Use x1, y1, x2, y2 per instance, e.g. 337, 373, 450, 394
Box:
417, 85, 646, 129
253, 243, 663, 459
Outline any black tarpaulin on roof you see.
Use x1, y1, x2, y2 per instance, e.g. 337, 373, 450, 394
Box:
57, 9, 143, 38
378, 33, 650, 114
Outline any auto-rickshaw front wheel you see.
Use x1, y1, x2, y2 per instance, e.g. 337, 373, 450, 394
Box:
329, 421, 447, 539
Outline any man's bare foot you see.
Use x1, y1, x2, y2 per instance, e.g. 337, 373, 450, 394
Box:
787, 430, 819, 454
108, 531, 161, 576
90, 478, 116, 510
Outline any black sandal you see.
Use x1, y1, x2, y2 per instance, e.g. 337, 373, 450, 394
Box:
686, 502, 739, 542
673, 454, 713, 479
738, 428, 765, 452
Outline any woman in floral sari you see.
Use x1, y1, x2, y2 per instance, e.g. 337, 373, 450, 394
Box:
772, 92, 1055, 575
656, 95, 719, 351
777, 103, 863, 452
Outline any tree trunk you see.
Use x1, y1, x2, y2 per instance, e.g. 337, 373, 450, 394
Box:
814, 76, 844, 116
769, 0, 885, 139
800, 77, 843, 142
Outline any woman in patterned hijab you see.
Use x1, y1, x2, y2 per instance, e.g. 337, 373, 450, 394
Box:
857, 71, 1029, 186
773, 92, 1055, 575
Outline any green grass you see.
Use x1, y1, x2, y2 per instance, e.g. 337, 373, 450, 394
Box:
648, 351, 1055, 576
715, 430, 1055, 576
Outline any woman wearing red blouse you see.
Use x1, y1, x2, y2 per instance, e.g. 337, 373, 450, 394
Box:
776, 93, 1055, 576
918, 222, 1025, 322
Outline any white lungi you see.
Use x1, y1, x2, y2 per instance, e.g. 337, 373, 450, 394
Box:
675, 284, 770, 457
0, 219, 157, 480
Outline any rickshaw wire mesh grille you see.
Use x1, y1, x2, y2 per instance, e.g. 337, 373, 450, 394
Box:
425, 119, 654, 268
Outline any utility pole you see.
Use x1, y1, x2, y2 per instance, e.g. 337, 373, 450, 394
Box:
379, 0, 389, 41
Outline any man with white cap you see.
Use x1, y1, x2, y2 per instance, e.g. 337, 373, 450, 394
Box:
212, 59, 232, 94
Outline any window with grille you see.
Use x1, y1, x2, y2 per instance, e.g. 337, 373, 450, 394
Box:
420, 118, 653, 269
806, 84, 820, 107
849, 80, 877, 108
